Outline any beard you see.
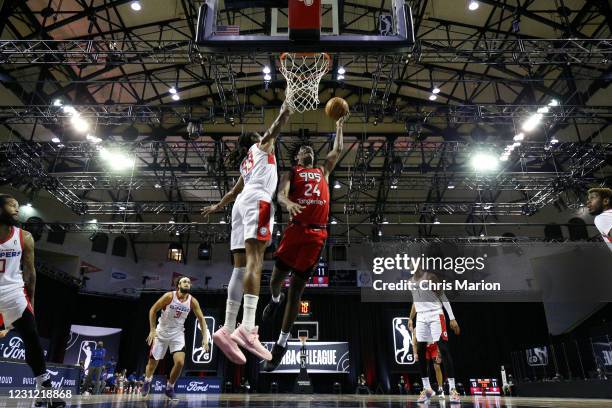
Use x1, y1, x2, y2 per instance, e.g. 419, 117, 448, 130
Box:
179, 287, 191, 294
589, 207, 603, 216
302, 156, 313, 166
0, 212, 19, 226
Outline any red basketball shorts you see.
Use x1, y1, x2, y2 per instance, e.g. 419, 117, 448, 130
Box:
274, 223, 326, 273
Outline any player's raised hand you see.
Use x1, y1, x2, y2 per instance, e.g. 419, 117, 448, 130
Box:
336, 112, 350, 127
449, 319, 460, 335
286, 201, 305, 218
281, 100, 293, 116
201, 204, 220, 217
146, 329, 156, 346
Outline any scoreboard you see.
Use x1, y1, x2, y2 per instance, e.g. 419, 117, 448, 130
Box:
284, 260, 329, 287
469, 378, 501, 396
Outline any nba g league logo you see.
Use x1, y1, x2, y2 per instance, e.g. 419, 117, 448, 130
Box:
392, 318, 415, 365
192, 317, 215, 364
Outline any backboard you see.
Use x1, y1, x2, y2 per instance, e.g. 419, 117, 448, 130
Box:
196, 0, 414, 54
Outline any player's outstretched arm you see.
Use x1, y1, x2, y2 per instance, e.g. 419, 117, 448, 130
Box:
277, 171, 304, 218
201, 176, 244, 217
259, 102, 292, 153
147, 292, 172, 345
408, 303, 416, 331
322, 113, 348, 178
22, 230, 37, 308
191, 298, 210, 352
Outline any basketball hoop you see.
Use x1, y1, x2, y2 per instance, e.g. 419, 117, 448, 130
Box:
298, 333, 309, 346
279, 52, 331, 114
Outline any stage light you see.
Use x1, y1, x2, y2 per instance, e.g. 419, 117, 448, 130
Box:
500, 155, 509, 162
119, 206, 126, 211
468, 1, 479, 11
378, 229, 383, 237
169, 220, 175, 224
169, 87, 177, 95
334, 180, 342, 189
99, 148, 135, 171
480, 233, 485, 237
71, 116, 90, 132
338, 67, 346, 75
382, 219, 389, 224
175, 231, 180, 236
483, 204, 492, 210
549, 99, 559, 107
550, 137, 559, 144
331, 218, 338, 224
264, 74, 272, 81
432, 87, 440, 94
51, 137, 61, 143
53, 99, 62, 107
522, 113, 543, 132
537, 106, 549, 114
448, 183, 455, 189
433, 217, 440, 224
219, 218, 226, 224
429, 94, 437, 101
263, 66, 271, 74
154, 183, 162, 189
130, 1, 142, 11
172, 94, 180, 101
513, 133, 524, 141
63, 105, 76, 115
471, 152, 499, 171
337, 74, 345, 80
87, 134, 102, 143
89, 219, 98, 224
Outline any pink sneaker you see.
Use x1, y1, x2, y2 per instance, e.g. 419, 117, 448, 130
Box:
230, 325, 272, 361
450, 389, 461, 404
212, 326, 246, 365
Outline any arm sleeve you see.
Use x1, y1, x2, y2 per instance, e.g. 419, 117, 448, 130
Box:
439, 293, 455, 320
594, 212, 612, 238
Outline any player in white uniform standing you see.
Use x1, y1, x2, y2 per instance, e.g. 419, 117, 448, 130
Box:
0, 194, 65, 407
202, 103, 292, 364
141, 277, 210, 400
586, 187, 612, 252
408, 268, 461, 404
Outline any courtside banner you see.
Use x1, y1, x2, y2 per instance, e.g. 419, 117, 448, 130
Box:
591, 336, 612, 375
148, 376, 221, 394
0, 360, 79, 395
359, 242, 612, 303
0, 332, 50, 361
63, 325, 122, 374
261, 342, 349, 373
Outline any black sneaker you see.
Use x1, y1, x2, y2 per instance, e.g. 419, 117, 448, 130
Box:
262, 343, 288, 372
262, 292, 285, 323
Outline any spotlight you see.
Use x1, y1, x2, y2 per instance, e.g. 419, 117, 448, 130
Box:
263, 66, 271, 74
513, 133, 525, 141
264, 74, 272, 81
119, 206, 126, 211
169, 220, 175, 224
337, 74, 345, 80
382, 219, 389, 224
26, 203, 32, 208
432, 87, 440, 94
57, 144, 65, 148
537, 106, 550, 114
433, 217, 440, 224
468, 0, 479, 10
53, 99, 62, 107
483, 204, 492, 210
390, 185, 398, 189
447, 183, 455, 189
172, 94, 180, 101
62, 105, 76, 115
169, 87, 177, 95
331, 218, 338, 224
549, 99, 559, 107
86, 134, 102, 143
522, 113, 543, 132
154, 183, 162, 189
99, 148, 135, 171
51, 137, 61, 143
479, 233, 485, 237
471, 152, 499, 171
175, 231, 180, 236
334, 180, 342, 189
429, 94, 437, 101
71, 116, 90, 133
378, 229, 383, 237
337, 67, 346, 75
550, 137, 559, 144
130, 1, 142, 11
89, 219, 98, 224
500, 155, 509, 162
219, 218, 227, 224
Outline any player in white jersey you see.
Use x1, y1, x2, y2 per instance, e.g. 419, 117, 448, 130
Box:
586, 187, 612, 252
0, 194, 65, 407
408, 268, 461, 404
141, 277, 210, 400
202, 103, 292, 364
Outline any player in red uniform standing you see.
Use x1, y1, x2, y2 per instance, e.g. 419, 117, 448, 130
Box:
261, 114, 348, 371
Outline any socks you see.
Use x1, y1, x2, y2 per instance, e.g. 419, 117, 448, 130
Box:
448, 378, 455, 391
35, 372, 50, 389
277, 331, 290, 347
223, 299, 241, 333
242, 294, 258, 331
422, 377, 431, 390
272, 293, 281, 303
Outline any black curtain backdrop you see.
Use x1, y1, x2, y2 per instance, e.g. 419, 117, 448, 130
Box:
33, 283, 552, 393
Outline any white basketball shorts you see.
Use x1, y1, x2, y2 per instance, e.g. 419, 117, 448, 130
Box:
149, 331, 185, 361
415, 310, 448, 343
0, 285, 31, 328
230, 190, 275, 251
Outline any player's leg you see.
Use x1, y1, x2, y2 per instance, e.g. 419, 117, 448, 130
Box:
142, 337, 166, 396
165, 337, 185, 400
416, 319, 435, 403
433, 357, 444, 397
262, 259, 291, 323
437, 339, 459, 402
212, 201, 248, 365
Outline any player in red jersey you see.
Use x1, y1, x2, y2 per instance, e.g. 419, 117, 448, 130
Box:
261, 114, 348, 371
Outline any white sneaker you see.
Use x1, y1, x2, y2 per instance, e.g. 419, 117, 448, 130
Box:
438, 388, 445, 398
82, 391, 90, 396
417, 388, 435, 403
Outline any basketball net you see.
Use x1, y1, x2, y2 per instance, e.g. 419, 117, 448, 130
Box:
279, 52, 330, 113
298, 334, 308, 346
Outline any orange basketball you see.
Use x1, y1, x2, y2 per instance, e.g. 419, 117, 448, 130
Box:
325, 97, 349, 120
